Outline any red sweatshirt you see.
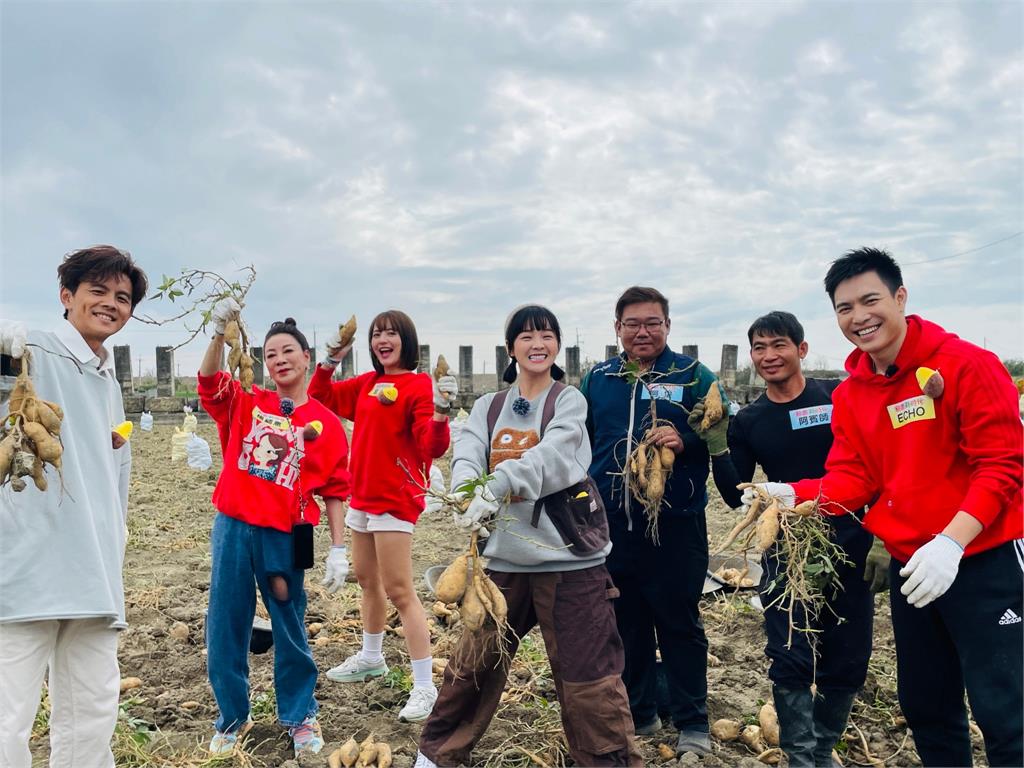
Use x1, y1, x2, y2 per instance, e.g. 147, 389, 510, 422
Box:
792, 316, 1023, 563
199, 371, 351, 533
308, 366, 450, 524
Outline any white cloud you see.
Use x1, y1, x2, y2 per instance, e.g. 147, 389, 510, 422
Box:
799, 39, 847, 75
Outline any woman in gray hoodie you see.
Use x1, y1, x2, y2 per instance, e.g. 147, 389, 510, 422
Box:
414, 305, 642, 768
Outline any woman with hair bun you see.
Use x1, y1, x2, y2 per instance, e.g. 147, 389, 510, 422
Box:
198, 308, 351, 758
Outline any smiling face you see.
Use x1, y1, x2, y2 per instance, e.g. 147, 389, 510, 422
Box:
60, 274, 134, 349
750, 332, 807, 385
832, 270, 908, 371
510, 322, 559, 377
371, 324, 405, 373
617, 301, 670, 363
263, 332, 310, 390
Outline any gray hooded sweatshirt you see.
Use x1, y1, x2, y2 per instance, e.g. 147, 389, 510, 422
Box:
450, 381, 610, 573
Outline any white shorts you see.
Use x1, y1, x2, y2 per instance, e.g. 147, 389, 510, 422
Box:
345, 507, 415, 535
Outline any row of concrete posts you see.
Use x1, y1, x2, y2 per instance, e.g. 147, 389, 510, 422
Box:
112, 342, 761, 398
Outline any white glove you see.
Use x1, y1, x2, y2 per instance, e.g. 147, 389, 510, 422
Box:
739, 482, 795, 514
434, 375, 459, 409
211, 297, 242, 335
422, 465, 446, 515
323, 328, 353, 366
899, 534, 963, 608
0, 320, 27, 359
453, 486, 499, 531
321, 545, 349, 593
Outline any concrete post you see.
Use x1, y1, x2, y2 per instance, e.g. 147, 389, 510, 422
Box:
113, 345, 133, 393
682, 344, 699, 361
565, 346, 581, 386
458, 346, 474, 394
250, 346, 265, 387
340, 352, 355, 380
605, 344, 619, 361
155, 346, 175, 397
307, 348, 317, 381
495, 346, 510, 390
419, 345, 431, 375
720, 344, 738, 387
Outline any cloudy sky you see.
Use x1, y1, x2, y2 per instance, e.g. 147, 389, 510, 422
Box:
2, 1, 1021, 381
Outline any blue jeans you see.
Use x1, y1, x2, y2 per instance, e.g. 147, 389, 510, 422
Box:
207, 512, 319, 731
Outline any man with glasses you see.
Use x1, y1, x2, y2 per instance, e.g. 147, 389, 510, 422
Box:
581, 286, 724, 757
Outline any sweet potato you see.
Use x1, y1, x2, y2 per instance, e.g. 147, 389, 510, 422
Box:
756, 499, 781, 551
0, 434, 15, 484
357, 733, 377, 767
327, 747, 344, 768
461, 581, 486, 631
224, 319, 240, 345
8, 375, 32, 415
337, 737, 360, 767
479, 571, 507, 624
433, 354, 450, 381
710, 718, 741, 742
791, 499, 817, 517
41, 400, 64, 421
700, 383, 724, 431
376, 742, 393, 768
660, 444, 675, 469
23, 422, 62, 463
740, 724, 766, 752
31, 457, 47, 492
435, 554, 470, 604
759, 703, 780, 747
646, 449, 664, 504
338, 315, 358, 349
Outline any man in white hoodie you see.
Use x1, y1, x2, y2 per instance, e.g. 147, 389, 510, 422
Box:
0, 245, 148, 768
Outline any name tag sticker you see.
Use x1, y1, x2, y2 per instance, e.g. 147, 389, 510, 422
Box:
789, 404, 833, 430
641, 383, 685, 403
886, 395, 936, 429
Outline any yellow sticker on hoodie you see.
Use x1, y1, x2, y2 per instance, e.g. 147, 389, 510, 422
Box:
887, 395, 936, 429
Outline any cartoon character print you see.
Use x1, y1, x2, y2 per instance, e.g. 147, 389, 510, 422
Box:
238, 406, 305, 489
489, 427, 540, 472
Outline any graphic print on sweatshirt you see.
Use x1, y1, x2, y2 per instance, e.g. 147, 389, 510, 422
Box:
237, 407, 305, 489
489, 427, 540, 472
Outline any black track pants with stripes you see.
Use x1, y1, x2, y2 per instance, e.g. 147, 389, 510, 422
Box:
889, 539, 1024, 767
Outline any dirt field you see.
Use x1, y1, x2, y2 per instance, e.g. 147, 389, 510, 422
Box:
28, 423, 990, 767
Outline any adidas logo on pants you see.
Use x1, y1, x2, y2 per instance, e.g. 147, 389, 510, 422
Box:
999, 609, 1022, 626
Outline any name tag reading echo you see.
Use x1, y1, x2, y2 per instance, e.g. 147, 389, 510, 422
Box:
886, 395, 936, 429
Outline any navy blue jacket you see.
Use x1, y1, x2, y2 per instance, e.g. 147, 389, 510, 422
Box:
581, 347, 720, 530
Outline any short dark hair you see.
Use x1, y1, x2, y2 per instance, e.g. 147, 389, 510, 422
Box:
615, 286, 669, 321
264, 318, 310, 351
503, 304, 565, 383
57, 245, 148, 320
747, 311, 805, 347
369, 310, 420, 374
824, 247, 904, 304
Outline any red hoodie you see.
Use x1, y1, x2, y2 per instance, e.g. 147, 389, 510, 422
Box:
308, 366, 450, 524
199, 371, 351, 533
792, 315, 1023, 563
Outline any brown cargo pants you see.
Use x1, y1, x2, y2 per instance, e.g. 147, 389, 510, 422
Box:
418, 565, 643, 767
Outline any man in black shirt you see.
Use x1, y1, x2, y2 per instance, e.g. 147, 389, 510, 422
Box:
690, 311, 886, 767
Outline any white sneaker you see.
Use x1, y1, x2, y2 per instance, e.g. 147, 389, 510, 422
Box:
399, 686, 438, 722
326, 653, 389, 683
414, 751, 439, 768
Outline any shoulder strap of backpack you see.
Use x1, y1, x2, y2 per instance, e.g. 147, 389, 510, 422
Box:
531, 380, 569, 527
539, 380, 568, 438
486, 389, 510, 439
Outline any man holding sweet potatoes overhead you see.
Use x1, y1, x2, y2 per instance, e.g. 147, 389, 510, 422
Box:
743, 247, 1023, 767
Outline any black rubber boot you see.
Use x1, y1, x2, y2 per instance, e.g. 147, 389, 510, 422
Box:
812, 688, 857, 766
773, 686, 817, 768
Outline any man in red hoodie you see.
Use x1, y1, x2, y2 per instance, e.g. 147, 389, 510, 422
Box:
742, 248, 1022, 767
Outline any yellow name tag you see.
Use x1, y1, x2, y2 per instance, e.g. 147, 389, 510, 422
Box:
887, 395, 936, 429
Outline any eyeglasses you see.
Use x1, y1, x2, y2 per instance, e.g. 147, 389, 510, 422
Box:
619, 319, 666, 333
